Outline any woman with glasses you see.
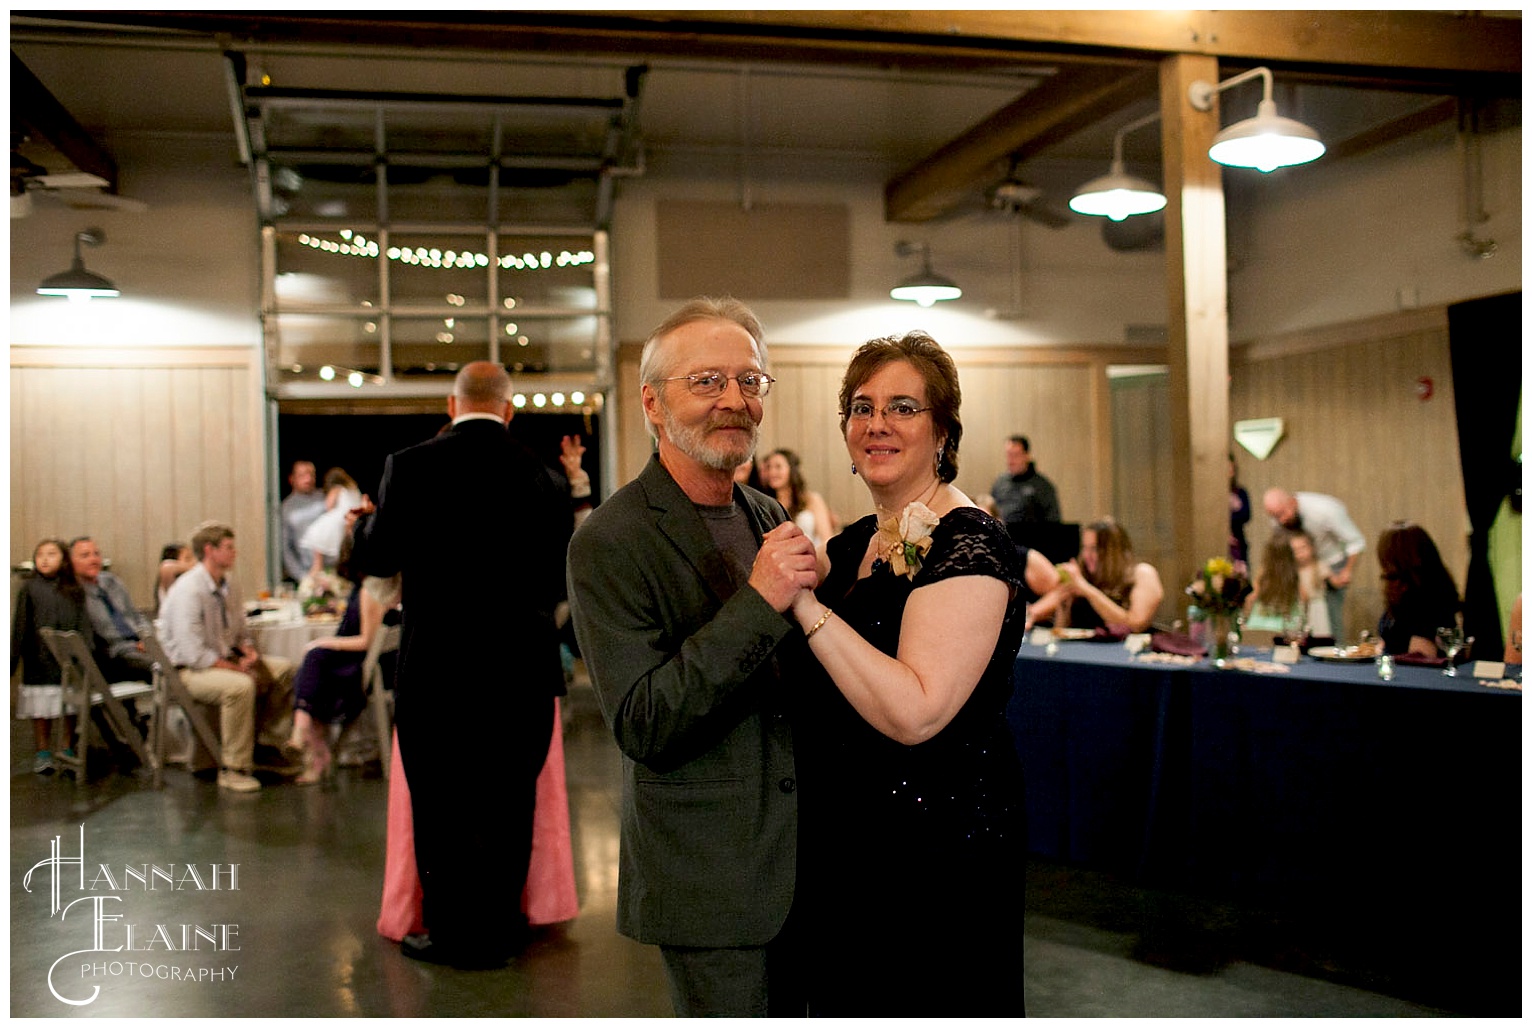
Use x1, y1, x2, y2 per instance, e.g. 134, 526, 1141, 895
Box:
788, 330, 1029, 1015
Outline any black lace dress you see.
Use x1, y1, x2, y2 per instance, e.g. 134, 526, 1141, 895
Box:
798, 506, 1029, 1016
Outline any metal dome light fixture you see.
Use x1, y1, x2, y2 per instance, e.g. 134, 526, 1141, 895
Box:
1189, 66, 1326, 173
36, 227, 120, 300
890, 240, 961, 307
1069, 112, 1167, 221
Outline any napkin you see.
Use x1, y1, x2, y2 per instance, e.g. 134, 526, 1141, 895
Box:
1151, 632, 1207, 657
1392, 652, 1447, 668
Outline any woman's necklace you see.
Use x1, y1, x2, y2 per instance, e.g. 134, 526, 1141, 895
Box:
874, 476, 943, 520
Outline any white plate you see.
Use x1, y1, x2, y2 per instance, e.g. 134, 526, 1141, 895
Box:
1308, 645, 1376, 662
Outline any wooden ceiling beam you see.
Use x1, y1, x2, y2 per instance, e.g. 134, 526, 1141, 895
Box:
14, 11, 1520, 85
885, 65, 1157, 223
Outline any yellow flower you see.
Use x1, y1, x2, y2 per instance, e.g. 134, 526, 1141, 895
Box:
1206, 557, 1236, 578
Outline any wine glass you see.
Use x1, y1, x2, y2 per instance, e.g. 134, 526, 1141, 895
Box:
1436, 624, 1466, 676
1280, 609, 1309, 651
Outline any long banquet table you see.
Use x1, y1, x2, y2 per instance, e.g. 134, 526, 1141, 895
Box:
1007, 637, 1521, 987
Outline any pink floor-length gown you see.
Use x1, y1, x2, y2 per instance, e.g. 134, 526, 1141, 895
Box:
376, 697, 579, 939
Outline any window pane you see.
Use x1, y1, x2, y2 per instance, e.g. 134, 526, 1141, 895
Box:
275, 228, 382, 307
498, 233, 599, 310
501, 314, 601, 374
391, 316, 489, 378
388, 233, 491, 308
270, 314, 383, 384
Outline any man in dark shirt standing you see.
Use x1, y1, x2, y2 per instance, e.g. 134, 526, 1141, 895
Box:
991, 434, 1060, 523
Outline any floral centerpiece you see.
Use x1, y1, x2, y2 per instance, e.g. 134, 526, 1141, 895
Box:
298, 568, 344, 617
1185, 556, 1252, 664
873, 501, 940, 581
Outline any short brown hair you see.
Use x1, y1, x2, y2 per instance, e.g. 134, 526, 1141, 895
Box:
190, 520, 235, 561
837, 330, 962, 483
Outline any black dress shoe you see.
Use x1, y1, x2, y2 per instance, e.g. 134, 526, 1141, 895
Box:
399, 933, 508, 970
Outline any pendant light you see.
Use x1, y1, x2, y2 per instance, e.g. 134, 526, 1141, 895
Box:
1189, 67, 1325, 173
1069, 112, 1167, 221
890, 240, 961, 307
36, 228, 119, 300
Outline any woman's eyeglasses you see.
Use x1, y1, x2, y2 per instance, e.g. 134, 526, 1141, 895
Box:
660, 370, 774, 398
842, 399, 932, 421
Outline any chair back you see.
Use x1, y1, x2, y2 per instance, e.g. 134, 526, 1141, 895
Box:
141, 634, 225, 780
362, 624, 401, 777
38, 629, 154, 782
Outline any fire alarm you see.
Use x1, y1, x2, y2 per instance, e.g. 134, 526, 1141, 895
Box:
1416, 376, 1434, 401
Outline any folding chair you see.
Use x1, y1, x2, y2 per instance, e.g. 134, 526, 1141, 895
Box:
333, 622, 401, 777
38, 629, 155, 786
141, 634, 224, 789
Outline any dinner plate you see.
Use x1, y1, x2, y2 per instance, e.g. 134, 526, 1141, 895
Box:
1051, 628, 1100, 641
1308, 645, 1376, 662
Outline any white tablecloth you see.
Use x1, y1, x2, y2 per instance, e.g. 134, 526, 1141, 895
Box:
249, 614, 340, 664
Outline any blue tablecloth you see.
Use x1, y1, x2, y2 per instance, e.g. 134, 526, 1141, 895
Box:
1008, 640, 1521, 904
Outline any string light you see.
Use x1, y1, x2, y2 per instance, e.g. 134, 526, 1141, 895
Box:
297, 232, 593, 273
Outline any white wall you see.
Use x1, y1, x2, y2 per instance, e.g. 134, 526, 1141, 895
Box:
609, 169, 1168, 349
1228, 122, 1521, 339
11, 134, 261, 349
10, 122, 1518, 357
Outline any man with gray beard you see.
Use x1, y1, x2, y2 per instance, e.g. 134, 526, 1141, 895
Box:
567, 296, 817, 1016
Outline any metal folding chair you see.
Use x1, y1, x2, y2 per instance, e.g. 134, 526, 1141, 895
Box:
141, 634, 225, 788
38, 629, 155, 786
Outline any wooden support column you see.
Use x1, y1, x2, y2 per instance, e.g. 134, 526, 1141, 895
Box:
1160, 53, 1229, 599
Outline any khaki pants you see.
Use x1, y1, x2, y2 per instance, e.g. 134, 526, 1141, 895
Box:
180, 656, 294, 771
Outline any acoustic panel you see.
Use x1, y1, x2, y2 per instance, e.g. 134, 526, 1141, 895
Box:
656, 200, 849, 300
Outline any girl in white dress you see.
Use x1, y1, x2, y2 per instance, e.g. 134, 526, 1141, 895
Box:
301, 467, 363, 577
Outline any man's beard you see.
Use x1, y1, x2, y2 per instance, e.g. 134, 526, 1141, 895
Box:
661, 404, 758, 473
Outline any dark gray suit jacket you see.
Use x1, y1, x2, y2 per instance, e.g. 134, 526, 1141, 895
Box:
567, 454, 802, 947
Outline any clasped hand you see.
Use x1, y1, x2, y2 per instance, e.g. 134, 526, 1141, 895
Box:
749, 522, 820, 613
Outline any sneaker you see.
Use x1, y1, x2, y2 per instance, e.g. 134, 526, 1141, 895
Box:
217, 770, 262, 793
33, 750, 54, 775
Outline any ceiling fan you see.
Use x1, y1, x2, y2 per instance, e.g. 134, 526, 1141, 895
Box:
10, 151, 147, 219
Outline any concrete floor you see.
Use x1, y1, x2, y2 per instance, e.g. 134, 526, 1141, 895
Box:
9, 681, 1495, 1017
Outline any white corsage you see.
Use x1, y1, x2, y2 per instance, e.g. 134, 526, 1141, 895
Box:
874, 501, 940, 580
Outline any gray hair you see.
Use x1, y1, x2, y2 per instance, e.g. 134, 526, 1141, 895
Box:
637, 297, 766, 440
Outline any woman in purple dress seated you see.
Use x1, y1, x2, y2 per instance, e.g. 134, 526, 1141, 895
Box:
285, 537, 401, 784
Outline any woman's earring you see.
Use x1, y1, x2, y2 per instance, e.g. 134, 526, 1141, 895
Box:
851, 463, 859, 476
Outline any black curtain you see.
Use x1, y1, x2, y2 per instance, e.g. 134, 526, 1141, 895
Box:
1446, 291, 1521, 660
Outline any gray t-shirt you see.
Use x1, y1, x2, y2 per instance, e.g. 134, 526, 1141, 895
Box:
695, 500, 759, 599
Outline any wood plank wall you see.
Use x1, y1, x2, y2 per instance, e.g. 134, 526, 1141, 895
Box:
615, 305, 1470, 642
1230, 307, 1467, 643
8, 305, 1465, 647
615, 339, 1159, 537
10, 347, 268, 612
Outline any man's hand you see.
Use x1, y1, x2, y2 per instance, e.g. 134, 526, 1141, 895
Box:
559, 435, 587, 478
748, 522, 820, 613
347, 494, 374, 530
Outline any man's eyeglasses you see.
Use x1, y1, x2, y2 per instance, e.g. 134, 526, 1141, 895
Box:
660, 370, 774, 399
842, 399, 933, 422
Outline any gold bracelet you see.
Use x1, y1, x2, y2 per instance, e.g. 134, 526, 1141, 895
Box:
804, 608, 835, 640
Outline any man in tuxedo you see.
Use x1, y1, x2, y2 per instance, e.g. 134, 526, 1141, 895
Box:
567, 297, 817, 1015
351, 361, 572, 969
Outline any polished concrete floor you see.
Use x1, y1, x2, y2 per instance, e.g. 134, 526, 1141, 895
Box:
9, 681, 1504, 1017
